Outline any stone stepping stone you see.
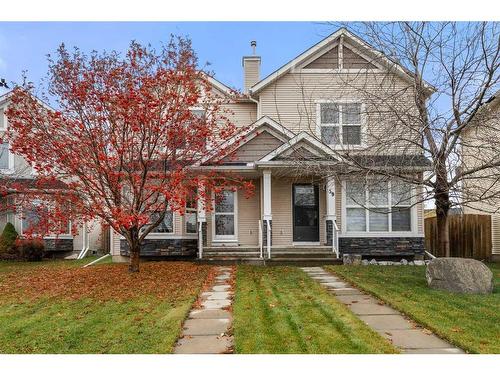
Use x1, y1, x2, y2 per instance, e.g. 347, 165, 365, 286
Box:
202, 299, 231, 309
201, 291, 231, 300
175, 336, 233, 354
322, 282, 349, 288
183, 318, 231, 336
331, 288, 365, 295
359, 314, 413, 330
212, 285, 230, 292
189, 309, 232, 320
404, 348, 465, 354
380, 329, 456, 349
349, 302, 399, 316
335, 294, 378, 305
216, 274, 230, 281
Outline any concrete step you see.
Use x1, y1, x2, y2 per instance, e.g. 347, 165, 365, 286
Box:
196, 257, 342, 266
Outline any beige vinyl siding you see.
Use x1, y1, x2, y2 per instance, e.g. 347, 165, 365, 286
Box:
343, 46, 377, 69
222, 102, 257, 128
238, 179, 260, 246
221, 128, 284, 163
258, 72, 420, 154
243, 58, 260, 92
304, 46, 339, 69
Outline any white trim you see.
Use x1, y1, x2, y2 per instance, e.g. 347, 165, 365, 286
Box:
250, 28, 435, 95
0, 140, 15, 173
212, 189, 238, 242
326, 177, 336, 220
260, 131, 341, 162
0, 106, 7, 131
340, 179, 419, 236
262, 170, 272, 220
199, 116, 295, 165
316, 100, 367, 149
292, 242, 321, 246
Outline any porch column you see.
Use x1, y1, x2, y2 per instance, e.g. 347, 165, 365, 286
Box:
325, 176, 336, 246
262, 170, 272, 258
197, 181, 207, 259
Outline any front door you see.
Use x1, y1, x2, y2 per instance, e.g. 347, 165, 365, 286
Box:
292, 184, 319, 242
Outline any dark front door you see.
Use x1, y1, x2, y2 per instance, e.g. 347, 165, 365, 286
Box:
292, 184, 320, 242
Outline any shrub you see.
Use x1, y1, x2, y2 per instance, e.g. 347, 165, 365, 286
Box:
0, 223, 19, 260
15, 239, 45, 261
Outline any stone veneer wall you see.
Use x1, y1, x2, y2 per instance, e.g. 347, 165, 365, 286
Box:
120, 238, 197, 257
44, 238, 74, 253
339, 237, 425, 258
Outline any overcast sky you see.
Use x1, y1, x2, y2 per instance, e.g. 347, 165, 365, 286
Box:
0, 22, 339, 94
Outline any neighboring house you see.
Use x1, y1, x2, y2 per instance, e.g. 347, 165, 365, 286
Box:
109, 28, 431, 262
0, 92, 101, 256
461, 90, 500, 261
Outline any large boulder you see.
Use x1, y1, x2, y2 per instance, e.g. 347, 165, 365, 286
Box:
426, 258, 493, 294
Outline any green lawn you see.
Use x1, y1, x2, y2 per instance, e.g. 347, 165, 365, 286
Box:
233, 266, 398, 354
328, 263, 500, 354
0, 260, 210, 353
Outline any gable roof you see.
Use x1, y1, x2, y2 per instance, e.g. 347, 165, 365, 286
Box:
250, 28, 435, 95
259, 132, 343, 162
200, 116, 295, 165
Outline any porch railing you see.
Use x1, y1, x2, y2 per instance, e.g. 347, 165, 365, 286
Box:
258, 220, 263, 259
332, 220, 339, 258
198, 221, 203, 259
266, 220, 271, 259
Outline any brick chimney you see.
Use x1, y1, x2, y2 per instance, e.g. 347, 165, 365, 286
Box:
242, 41, 260, 93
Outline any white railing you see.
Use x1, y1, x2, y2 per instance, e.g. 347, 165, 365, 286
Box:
266, 220, 271, 259
77, 222, 89, 260
258, 219, 263, 259
332, 220, 340, 258
425, 250, 436, 259
198, 221, 203, 259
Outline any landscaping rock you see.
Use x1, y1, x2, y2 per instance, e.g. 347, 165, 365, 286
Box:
408, 261, 414, 266
414, 260, 425, 266
401, 259, 408, 265
426, 258, 493, 294
369, 259, 377, 265
361, 259, 369, 266
343, 254, 362, 265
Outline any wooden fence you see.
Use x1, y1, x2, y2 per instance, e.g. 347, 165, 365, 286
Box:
424, 214, 492, 259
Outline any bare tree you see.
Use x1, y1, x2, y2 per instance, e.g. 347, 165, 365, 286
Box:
321, 22, 500, 257
263, 23, 500, 257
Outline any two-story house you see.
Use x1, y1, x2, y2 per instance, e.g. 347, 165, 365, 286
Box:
0, 91, 101, 256
110, 28, 431, 262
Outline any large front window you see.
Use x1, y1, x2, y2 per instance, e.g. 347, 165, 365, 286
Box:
345, 180, 412, 232
319, 102, 362, 145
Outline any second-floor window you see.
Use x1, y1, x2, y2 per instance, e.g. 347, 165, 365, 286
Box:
0, 141, 10, 170
319, 102, 362, 146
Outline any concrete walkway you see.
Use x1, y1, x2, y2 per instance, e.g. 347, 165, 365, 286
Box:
174, 266, 234, 354
301, 267, 465, 354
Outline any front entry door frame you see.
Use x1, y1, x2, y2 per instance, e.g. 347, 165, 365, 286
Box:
292, 184, 320, 243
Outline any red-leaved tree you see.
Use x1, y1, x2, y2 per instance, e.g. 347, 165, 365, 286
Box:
5, 37, 253, 271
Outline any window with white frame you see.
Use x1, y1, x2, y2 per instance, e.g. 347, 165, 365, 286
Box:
0, 141, 10, 170
149, 210, 174, 233
0, 108, 6, 130
319, 102, 362, 146
185, 197, 197, 234
345, 180, 412, 233
214, 190, 236, 238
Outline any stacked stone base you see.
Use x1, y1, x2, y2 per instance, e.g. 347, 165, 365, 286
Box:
120, 238, 197, 257
339, 237, 425, 259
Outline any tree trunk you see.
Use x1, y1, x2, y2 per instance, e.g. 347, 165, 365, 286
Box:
129, 244, 140, 272
435, 173, 451, 257
127, 227, 141, 272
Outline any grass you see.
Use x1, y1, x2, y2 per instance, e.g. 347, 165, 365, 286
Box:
0, 259, 210, 353
232, 266, 398, 354
327, 263, 500, 354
